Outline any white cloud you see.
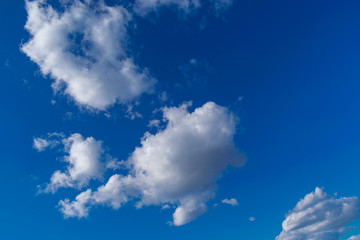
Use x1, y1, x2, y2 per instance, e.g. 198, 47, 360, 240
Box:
22, 0, 155, 110
21, 0, 234, 111
276, 187, 359, 240
161, 204, 171, 210
33, 132, 64, 151
33, 137, 57, 152
59, 101, 245, 225
58, 189, 92, 218
249, 216, 255, 222
172, 198, 208, 226
222, 198, 239, 206
348, 235, 360, 240
148, 119, 161, 128
134, 0, 200, 14
134, 0, 232, 15
35, 133, 117, 193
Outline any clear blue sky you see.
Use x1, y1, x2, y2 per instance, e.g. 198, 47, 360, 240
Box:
1, 0, 360, 239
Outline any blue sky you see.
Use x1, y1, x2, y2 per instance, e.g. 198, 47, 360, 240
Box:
1, 0, 360, 239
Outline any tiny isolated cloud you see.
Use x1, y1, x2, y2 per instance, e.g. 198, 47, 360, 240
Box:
276, 187, 360, 240
249, 216, 255, 222
222, 198, 239, 206
35, 133, 118, 193
58, 101, 245, 226
21, 0, 155, 111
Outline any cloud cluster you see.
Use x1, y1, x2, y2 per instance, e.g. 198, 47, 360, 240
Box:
35, 133, 117, 193
276, 187, 359, 240
22, 0, 155, 110
58, 102, 245, 225
26, 0, 242, 227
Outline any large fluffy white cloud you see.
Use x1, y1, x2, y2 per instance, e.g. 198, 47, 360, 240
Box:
22, 0, 234, 111
35, 133, 117, 193
59, 102, 245, 225
22, 0, 155, 110
276, 187, 360, 240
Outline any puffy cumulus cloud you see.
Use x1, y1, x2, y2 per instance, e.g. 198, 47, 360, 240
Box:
22, 0, 155, 110
222, 198, 239, 206
59, 101, 245, 225
35, 133, 117, 193
133, 0, 232, 15
59, 189, 92, 218
276, 187, 360, 240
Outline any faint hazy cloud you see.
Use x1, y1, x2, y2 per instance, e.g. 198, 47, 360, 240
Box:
134, 0, 232, 15
222, 198, 239, 206
178, 58, 214, 89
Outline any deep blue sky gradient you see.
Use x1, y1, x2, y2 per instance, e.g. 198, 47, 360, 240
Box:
1, 0, 360, 239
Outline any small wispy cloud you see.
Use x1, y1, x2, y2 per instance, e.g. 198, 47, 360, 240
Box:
222, 198, 239, 206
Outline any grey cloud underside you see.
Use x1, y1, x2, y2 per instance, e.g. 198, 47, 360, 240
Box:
276, 187, 359, 240
58, 102, 245, 225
